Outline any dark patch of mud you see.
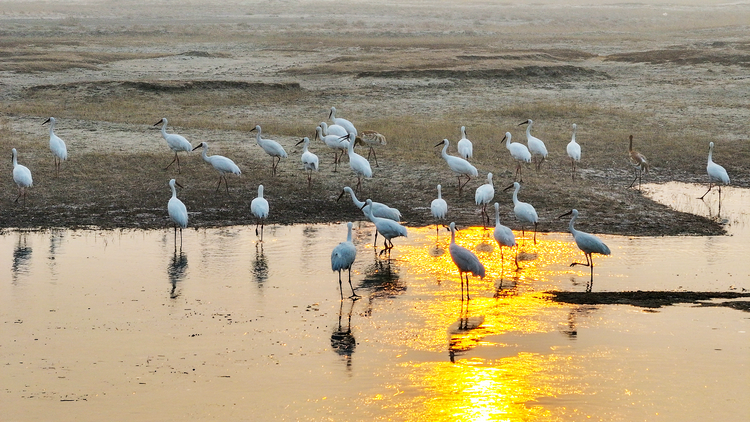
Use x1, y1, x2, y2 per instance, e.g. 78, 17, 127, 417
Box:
547, 291, 750, 312
356, 65, 609, 81
25, 80, 303, 95
606, 49, 750, 67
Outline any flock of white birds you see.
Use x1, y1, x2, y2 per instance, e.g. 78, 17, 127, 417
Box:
10, 106, 731, 300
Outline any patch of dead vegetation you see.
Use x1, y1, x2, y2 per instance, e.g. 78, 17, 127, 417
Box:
355, 65, 609, 81
0, 50, 166, 73
605, 49, 750, 67
547, 291, 750, 312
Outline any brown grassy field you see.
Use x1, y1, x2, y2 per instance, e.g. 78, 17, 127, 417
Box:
1, 1, 749, 235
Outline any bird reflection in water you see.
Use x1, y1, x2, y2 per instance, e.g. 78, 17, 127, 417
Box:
168, 246, 188, 299
12, 233, 32, 284
331, 300, 357, 369
448, 299, 486, 363
252, 241, 268, 284
359, 250, 405, 316
47, 230, 64, 275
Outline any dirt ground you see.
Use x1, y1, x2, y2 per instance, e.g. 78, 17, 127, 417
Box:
1, 1, 749, 235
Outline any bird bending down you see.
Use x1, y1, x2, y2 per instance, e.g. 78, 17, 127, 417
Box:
559, 209, 611, 290
43, 117, 68, 176
361, 199, 407, 255
566, 123, 581, 179
456, 126, 473, 160
448, 222, 485, 301
331, 222, 359, 299
493, 202, 518, 269
329, 107, 357, 137
474, 172, 494, 227
355, 130, 386, 167
167, 178, 188, 245
698, 141, 730, 201
519, 119, 548, 170
155, 117, 192, 173
251, 125, 287, 176
435, 138, 478, 194
316, 125, 348, 172
320, 121, 348, 138
430, 184, 448, 235
11, 148, 33, 204
503, 181, 539, 244
192, 142, 241, 193
501, 132, 531, 182
296, 137, 319, 186
341, 132, 372, 192
628, 134, 649, 189
251, 185, 270, 240
338, 186, 400, 248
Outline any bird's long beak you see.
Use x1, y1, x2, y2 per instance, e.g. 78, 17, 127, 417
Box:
502, 184, 514, 192
500, 134, 507, 143
338, 135, 349, 143
295, 139, 305, 146
336, 190, 345, 201
518, 120, 529, 126
192, 144, 202, 151
176, 181, 185, 189
558, 210, 573, 218
328, 109, 333, 118
43, 118, 51, 125
359, 202, 368, 211
433, 141, 444, 148
250, 126, 257, 132
153, 119, 162, 126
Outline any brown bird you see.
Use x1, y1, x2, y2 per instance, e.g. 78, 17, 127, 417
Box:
355, 130, 386, 167
628, 134, 649, 189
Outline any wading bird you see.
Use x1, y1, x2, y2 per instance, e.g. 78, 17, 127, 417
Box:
11, 148, 32, 204
329, 106, 357, 137
43, 117, 68, 176
315, 125, 348, 172
493, 202, 518, 269
361, 198, 407, 254
341, 132, 372, 192
338, 186, 400, 248
698, 141, 730, 202
519, 119, 548, 170
167, 178, 188, 245
628, 134, 649, 189
474, 172, 494, 227
251, 125, 287, 176
566, 123, 581, 179
435, 138, 478, 194
431, 184, 448, 235
448, 222, 485, 301
251, 184, 269, 240
356, 130, 386, 167
457, 126, 473, 160
331, 222, 359, 299
501, 132, 531, 182
504, 181, 539, 244
192, 142, 241, 193
296, 137, 319, 186
559, 209, 611, 290
154, 117, 192, 173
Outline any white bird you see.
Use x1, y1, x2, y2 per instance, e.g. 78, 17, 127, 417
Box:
316, 125, 348, 172
331, 222, 359, 299
192, 142, 241, 193
559, 209, 611, 288
295, 137, 319, 186
504, 181, 539, 244
448, 222, 485, 301
251, 184, 270, 240
320, 121, 348, 138
338, 186, 401, 221
251, 125, 287, 176
435, 138, 478, 194
329, 106, 357, 137
342, 132, 372, 192
519, 119, 548, 170
566, 123, 581, 179
699, 141, 730, 201
154, 117, 192, 173
628, 134, 649, 190
430, 184, 448, 235
456, 125, 473, 160
43, 117, 67, 176
167, 178, 188, 244
493, 202, 518, 268
361, 198, 407, 254
500, 132, 531, 182
474, 172, 494, 227
355, 130, 387, 167
11, 148, 33, 204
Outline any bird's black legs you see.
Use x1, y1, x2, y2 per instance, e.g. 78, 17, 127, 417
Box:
367, 147, 379, 167
533, 222, 538, 244
347, 268, 360, 299
457, 175, 471, 194
698, 182, 714, 200
165, 153, 178, 171
338, 271, 344, 299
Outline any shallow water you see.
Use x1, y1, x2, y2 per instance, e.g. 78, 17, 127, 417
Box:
1, 182, 748, 421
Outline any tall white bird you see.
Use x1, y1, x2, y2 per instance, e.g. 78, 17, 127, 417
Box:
154, 117, 192, 173
341, 132, 372, 192
430, 184, 448, 235
320, 121, 348, 138
698, 141, 730, 201
519, 119, 548, 170
566, 123, 581, 179
559, 209, 611, 288
435, 138, 478, 194
448, 222, 485, 301
251, 125, 287, 176
503, 181, 539, 244
315, 125, 348, 172
628, 134, 649, 190
43, 117, 67, 176
251, 184, 270, 240
11, 148, 33, 204
493, 202, 518, 268
474, 172, 494, 227
192, 142, 241, 193
329, 107, 357, 137
356, 130, 387, 167
295, 137, 319, 186
338, 186, 401, 221
501, 132, 531, 182
456, 125, 473, 160
167, 178, 188, 244
361, 198, 407, 254
331, 222, 359, 299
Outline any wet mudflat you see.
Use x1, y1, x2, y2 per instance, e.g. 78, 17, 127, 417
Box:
1, 182, 748, 421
